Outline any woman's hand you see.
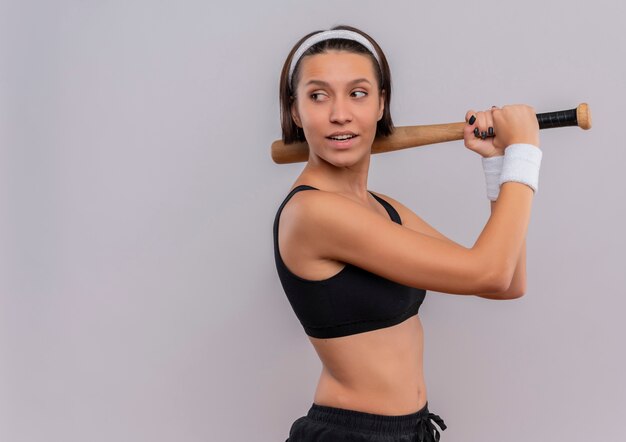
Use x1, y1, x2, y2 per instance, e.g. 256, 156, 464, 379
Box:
464, 104, 540, 158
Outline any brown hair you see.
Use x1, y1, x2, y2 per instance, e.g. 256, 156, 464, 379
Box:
279, 25, 394, 144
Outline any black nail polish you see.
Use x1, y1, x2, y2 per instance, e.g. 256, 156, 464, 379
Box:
488, 127, 494, 136
474, 127, 480, 137
468, 115, 476, 125
481, 131, 487, 140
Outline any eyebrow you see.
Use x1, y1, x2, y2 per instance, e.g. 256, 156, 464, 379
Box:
304, 78, 372, 87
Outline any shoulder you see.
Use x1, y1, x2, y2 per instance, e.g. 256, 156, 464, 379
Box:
282, 187, 366, 224
280, 188, 393, 243
285, 188, 412, 228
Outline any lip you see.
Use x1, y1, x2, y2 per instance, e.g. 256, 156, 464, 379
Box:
327, 131, 357, 138
326, 134, 358, 149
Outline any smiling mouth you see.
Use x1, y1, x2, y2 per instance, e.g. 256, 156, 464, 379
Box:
327, 134, 358, 141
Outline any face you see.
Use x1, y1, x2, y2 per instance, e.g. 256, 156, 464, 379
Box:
290, 50, 385, 163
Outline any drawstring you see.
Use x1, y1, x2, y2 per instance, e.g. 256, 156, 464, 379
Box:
416, 412, 447, 442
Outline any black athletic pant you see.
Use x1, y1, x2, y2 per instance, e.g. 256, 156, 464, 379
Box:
285, 401, 447, 441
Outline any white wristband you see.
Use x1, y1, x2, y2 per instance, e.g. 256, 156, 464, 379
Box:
499, 143, 543, 193
482, 155, 504, 201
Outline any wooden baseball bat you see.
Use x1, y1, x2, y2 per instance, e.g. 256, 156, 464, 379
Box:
271, 103, 592, 164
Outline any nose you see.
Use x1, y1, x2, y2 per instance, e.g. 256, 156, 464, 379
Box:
329, 96, 352, 124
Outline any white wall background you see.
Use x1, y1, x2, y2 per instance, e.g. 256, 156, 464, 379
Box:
1, 1, 624, 441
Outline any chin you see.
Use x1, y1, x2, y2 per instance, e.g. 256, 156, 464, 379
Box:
309, 138, 371, 164
325, 150, 369, 168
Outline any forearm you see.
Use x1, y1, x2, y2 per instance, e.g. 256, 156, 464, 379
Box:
472, 181, 532, 289
476, 201, 527, 299
507, 238, 526, 295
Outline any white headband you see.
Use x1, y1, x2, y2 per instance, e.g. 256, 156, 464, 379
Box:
288, 29, 382, 86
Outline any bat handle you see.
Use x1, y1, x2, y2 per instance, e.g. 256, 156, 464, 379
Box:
536, 102, 592, 130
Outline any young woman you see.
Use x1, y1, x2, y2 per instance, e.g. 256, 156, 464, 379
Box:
273, 25, 542, 442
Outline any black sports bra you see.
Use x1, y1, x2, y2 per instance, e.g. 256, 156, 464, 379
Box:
273, 184, 427, 339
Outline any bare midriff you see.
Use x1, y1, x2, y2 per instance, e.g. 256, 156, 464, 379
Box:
309, 313, 427, 416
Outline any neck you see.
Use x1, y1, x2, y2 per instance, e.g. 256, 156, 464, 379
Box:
300, 151, 372, 202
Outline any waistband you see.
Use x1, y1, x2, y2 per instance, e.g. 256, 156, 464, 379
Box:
307, 402, 447, 439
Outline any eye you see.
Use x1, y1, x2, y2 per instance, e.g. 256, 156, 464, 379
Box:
310, 92, 327, 101
352, 90, 368, 98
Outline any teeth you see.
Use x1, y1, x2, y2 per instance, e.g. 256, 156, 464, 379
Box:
330, 134, 355, 140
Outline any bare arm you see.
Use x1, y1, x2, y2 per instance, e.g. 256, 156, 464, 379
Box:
370, 192, 526, 300
282, 181, 532, 296
475, 201, 526, 299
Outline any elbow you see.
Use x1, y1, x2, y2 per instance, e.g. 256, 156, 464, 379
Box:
505, 282, 527, 300
493, 272, 527, 300
486, 276, 510, 294
484, 266, 515, 294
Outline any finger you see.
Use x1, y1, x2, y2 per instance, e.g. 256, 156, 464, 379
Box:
464, 125, 483, 151
463, 110, 481, 144
484, 108, 494, 138
476, 111, 488, 140
465, 123, 494, 154
465, 109, 477, 124
464, 115, 479, 138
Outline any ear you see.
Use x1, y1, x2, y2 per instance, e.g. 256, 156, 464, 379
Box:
377, 89, 386, 121
290, 97, 303, 128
